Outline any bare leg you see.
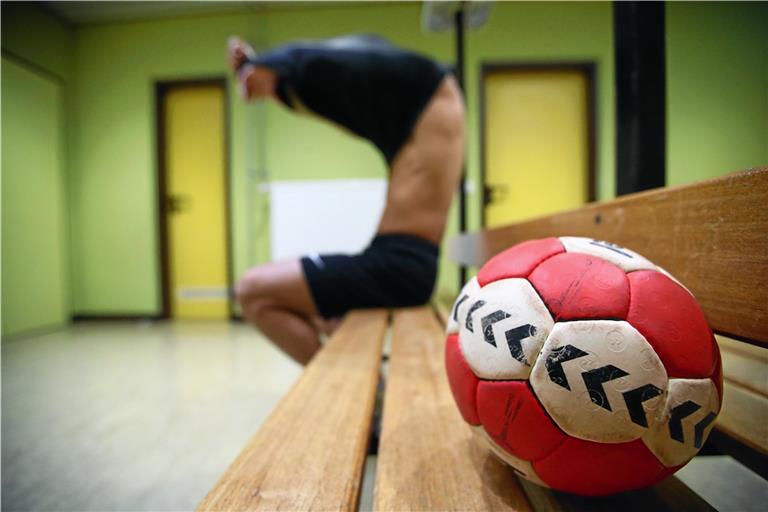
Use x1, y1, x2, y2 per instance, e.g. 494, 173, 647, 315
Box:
236, 260, 321, 365
243, 304, 320, 365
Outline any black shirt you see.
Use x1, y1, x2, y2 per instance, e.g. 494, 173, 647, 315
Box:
244, 35, 448, 164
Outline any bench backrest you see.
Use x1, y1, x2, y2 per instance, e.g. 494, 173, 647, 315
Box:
449, 167, 768, 345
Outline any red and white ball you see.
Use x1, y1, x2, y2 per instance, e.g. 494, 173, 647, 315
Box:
445, 237, 722, 496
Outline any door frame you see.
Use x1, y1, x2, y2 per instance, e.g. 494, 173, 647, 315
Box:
154, 77, 234, 319
479, 62, 598, 227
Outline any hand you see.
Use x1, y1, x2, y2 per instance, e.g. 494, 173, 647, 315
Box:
227, 36, 256, 72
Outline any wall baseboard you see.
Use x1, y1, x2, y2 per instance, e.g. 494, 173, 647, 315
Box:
73, 314, 245, 322
72, 314, 165, 322
1, 322, 68, 342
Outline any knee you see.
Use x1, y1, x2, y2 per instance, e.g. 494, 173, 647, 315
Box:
241, 298, 272, 326
235, 266, 273, 312
236, 286, 270, 325
235, 260, 310, 325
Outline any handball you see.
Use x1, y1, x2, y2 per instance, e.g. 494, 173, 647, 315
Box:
445, 237, 722, 496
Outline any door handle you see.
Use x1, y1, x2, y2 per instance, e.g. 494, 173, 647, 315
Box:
483, 184, 509, 207
167, 194, 191, 214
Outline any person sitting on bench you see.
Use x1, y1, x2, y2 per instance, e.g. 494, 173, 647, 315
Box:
229, 34, 465, 365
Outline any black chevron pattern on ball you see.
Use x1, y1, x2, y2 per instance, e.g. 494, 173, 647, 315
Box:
481, 310, 511, 347
622, 384, 664, 427
694, 411, 717, 448
465, 300, 486, 333
505, 324, 537, 365
452, 294, 469, 322
581, 365, 629, 411
668, 400, 702, 443
546, 344, 589, 390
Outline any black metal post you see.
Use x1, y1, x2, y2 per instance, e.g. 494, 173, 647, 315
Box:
455, 3, 467, 288
614, 1, 667, 195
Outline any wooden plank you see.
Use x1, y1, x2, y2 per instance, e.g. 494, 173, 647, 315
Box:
714, 334, 768, 458
717, 381, 768, 456
448, 168, 768, 344
197, 309, 389, 512
717, 335, 768, 397
518, 476, 715, 512
374, 307, 533, 511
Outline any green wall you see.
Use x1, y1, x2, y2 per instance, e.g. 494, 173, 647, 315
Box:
666, 1, 768, 185
2, 1, 765, 323
1, 3, 73, 336
1, 58, 68, 336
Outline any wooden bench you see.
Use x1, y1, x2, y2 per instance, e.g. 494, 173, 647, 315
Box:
198, 167, 766, 511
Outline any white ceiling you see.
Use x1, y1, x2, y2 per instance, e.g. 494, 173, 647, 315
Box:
42, 1, 326, 26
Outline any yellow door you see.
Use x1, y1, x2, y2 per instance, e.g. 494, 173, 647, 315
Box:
164, 84, 229, 319
484, 69, 590, 227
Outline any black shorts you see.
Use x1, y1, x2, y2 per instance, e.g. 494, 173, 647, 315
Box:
300, 234, 439, 319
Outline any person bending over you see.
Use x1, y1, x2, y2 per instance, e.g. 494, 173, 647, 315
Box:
229, 34, 465, 365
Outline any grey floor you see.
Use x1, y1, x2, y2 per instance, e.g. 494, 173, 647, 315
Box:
2, 321, 302, 512
3, 322, 766, 512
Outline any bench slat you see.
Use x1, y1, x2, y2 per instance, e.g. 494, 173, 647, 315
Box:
717, 335, 768, 397
717, 381, 768, 456
449, 168, 768, 345
518, 475, 715, 512
711, 334, 768, 462
374, 307, 533, 511
197, 309, 389, 512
